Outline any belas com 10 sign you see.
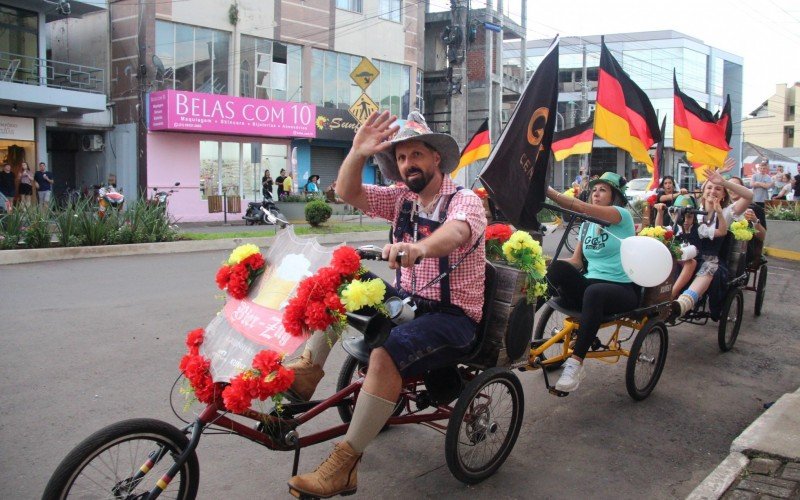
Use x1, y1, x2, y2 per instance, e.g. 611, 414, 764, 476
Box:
148, 90, 316, 138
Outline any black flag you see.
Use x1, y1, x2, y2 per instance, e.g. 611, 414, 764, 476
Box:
479, 36, 559, 230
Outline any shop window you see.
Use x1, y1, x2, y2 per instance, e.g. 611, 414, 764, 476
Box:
200, 141, 287, 200
155, 20, 230, 94
374, 59, 411, 117
311, 48, 362, 110
0, 5, 38, 83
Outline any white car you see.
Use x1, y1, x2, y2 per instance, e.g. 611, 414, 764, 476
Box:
625, 177, 653, 202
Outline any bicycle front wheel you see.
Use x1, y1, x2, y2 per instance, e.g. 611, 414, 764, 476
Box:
43, 418, 199, 500
445, 368, 524, 484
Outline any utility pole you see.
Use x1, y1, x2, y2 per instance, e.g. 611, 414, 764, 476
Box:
447, 0, 468, 153
580, 40, 589, 177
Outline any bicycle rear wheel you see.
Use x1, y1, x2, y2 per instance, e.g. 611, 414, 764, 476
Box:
531, 304, 568, 370
43, 418, 199, 500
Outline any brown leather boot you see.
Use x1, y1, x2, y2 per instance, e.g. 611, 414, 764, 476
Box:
284, 353, 324, 401
287, 441, 361, 498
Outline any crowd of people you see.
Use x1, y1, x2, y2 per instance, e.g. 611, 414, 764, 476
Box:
261, 168, 328, 201
0, 161, 53, 212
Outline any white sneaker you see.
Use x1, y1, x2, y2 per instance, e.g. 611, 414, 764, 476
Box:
555, 358, 586, 392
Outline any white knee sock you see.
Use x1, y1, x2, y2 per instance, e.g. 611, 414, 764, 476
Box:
304, 329, 337, 367
344, 390, 397, 453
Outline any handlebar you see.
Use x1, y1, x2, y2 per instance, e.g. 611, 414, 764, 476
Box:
540, 202, 611, 227
357, 245, 422, 264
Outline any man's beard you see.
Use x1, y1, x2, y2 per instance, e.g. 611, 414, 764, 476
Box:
404, 167, 431, 193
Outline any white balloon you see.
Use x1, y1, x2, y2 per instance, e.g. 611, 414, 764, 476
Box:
620, 236, 673, 287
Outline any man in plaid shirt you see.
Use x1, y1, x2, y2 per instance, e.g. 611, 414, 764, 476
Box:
287, 110, 487, 499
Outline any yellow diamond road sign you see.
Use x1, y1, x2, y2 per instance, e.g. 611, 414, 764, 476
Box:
350, 57, 380, 91
349, 93, 379, 125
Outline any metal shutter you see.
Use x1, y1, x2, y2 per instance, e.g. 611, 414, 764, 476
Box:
309, 146, 345, 189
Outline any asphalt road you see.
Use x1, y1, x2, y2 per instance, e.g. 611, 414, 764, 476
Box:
1, 233, 798, 499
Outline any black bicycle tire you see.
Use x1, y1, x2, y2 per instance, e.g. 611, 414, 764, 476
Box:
754, 265, 767, 317
42, 418, 199, 500
532, 304, 567, 370
718, 289, 744, 352
444, 368, 524, 484
625, 321, 669, 401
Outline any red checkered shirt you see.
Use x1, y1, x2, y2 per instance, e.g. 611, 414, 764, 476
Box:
363, 177, 487, 322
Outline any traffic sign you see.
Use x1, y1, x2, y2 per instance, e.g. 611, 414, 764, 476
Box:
350, 57, 380, 91
349, 93, 378, 125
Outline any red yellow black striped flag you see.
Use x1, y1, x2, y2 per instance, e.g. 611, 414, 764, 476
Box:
451, 119, 490, 179
646, 116, 668, 191
552, 116, 594, 161
674, 74, 732, 168
595, 39, 662, 170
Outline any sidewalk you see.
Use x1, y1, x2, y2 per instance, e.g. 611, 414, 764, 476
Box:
0, 218, 390, 265
688, 386, 800, 499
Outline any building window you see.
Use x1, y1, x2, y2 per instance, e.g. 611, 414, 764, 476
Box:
311, 49, 362, 110
240, 36, 302, 101
380, 0, 401, 22
416, 69, 424, 113
374, 59, 411, 117
336, 0, 362, 13
0, 5, 38, 83
155, 20, 230, 94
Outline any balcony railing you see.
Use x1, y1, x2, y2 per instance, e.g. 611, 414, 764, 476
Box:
0, 51, 104, 94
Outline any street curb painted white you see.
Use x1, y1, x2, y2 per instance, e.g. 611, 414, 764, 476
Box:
0, 230, 389, 265
686, 452, 748, 500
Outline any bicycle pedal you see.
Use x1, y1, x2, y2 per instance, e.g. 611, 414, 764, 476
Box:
548, 387, 569, 397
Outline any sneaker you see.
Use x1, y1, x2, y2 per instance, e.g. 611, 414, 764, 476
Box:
555, 357, 586, 392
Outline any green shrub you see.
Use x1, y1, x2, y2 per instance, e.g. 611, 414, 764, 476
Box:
22, 206, 52, 248
305, 199, 332, 226
0, 209, 25, 249
766, 203, 800, 221
54, 199, 88, 247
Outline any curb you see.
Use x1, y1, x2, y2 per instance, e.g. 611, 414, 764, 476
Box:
686, 452, 749, 500
765, 246, 800, 262
688, 387, 800, 499
0, 230, 389, 266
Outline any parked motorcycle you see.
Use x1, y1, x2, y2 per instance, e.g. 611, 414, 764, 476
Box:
97, 185, 124, 218
149, 182, 180, 208
243, 195, 288, 228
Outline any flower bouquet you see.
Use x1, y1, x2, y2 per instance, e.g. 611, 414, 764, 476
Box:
215, 244, 266, 300
730, 219, 755, 241
484, 223, 548, 303
282, 246, 387, 338
179, 328, 294, 414
638, 225, 683, 260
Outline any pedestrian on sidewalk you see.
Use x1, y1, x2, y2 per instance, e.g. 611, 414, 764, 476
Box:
35, 162, 53, 208
276, 168, 287, 200
0, 163, 15, 212
18, 162, 33, 208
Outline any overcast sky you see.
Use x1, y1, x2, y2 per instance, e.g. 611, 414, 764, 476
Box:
522, 0, 800, 114
431, 0, 799, 116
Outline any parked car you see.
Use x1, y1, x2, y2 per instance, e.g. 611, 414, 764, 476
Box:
625, 177, 653, 202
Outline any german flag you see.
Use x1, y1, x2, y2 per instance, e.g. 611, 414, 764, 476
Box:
674, 74, 731, 168
451, 119, 490, 179
646, 116, 667, 191
595, 39, 661, 170
552, 117, 594, 161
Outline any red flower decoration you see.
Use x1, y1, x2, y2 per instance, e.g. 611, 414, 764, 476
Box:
215, 248, 266, 300
331, 246, 361, 277
486, 224, 513, 242
647, 194, 658, 207
179, 328, 295, 414
474, 187, 488, 200
215, 266, 231, 289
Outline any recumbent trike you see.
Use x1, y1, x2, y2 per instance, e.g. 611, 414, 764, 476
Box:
43, 248, 528, 500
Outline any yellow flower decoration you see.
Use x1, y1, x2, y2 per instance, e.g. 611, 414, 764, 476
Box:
228, 244, 261, 265
341, 279, 386, 312
730, 220, 754, 241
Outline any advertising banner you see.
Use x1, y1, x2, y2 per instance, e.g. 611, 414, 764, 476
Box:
148, 89, 316, 138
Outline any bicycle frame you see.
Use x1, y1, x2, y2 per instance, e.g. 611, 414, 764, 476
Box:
525, 316, 646, 370
144, 371, 460, 499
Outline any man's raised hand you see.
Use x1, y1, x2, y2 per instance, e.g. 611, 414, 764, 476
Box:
352, 111, 400, 158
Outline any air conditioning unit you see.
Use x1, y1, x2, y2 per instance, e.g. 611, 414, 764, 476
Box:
81, 134, 105, 152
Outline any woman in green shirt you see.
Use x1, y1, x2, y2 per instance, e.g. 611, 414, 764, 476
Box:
545, 172, 637, 392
